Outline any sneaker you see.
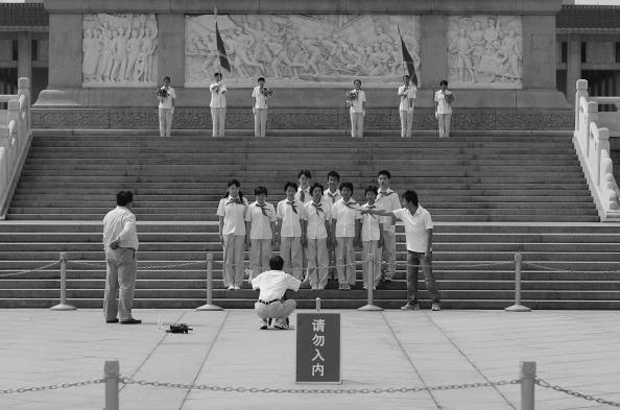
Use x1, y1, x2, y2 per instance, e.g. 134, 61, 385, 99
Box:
233, 285, 241, 290
400, 303, 420, 311
120, 318, 142, 324
274, 319, 291, 330
259, 319, 269, 330
227, 285, 234, 290
431, 303, 441, 311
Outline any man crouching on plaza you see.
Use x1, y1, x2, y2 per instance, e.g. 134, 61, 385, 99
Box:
252, 255, 301, 330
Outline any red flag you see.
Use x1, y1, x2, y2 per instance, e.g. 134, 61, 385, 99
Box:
398, 28, 417, 86
215, 21, 231, 72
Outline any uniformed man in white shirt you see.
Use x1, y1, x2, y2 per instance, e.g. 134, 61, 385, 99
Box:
398, 75, 417, 138
252, 256, 301, 330
103, 191, 141, 324
210, 72, 227, 137
157, 76, 176, 138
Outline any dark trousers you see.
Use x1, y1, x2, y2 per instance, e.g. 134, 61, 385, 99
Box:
406, 251, 440, 304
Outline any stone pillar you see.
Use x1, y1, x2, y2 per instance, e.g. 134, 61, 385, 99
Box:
566, 34, 582, 104
421, 15, 448, 89
157, 14, 185, 87
522, 16, 557, 89
47, 14, 82, 88
17, 31, 32, 82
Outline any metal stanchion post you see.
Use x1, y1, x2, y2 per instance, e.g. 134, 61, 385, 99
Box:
316, 297, 321, 311
358, 252, 383, 311
196, 253, 223, 311
104, 359, 120, 410
520, 361, 536, 410
50, 252, 77, 311
505, 252, 531, 312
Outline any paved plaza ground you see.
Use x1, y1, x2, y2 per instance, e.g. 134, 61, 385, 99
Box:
1, 308, 619, 410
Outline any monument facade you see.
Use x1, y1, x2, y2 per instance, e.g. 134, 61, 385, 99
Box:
34, 0, 570, 130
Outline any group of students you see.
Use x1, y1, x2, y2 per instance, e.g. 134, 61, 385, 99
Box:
156, 73, 455, 140
216, 169, 441, 311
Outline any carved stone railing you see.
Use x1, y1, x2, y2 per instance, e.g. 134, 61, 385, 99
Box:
573, 79, 620, 221
0, 78, 32, 219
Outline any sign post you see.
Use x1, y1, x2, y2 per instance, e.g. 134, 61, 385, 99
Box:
296, 312, 341, 384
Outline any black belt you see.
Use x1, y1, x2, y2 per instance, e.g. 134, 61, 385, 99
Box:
259, 299, 281, 305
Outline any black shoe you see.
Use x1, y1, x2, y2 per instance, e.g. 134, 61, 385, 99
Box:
120, 318, 142, 324
106, 318, 119, 324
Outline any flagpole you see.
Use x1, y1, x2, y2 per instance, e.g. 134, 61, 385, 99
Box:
214, 7, 221, 74
398, 25, 406, 78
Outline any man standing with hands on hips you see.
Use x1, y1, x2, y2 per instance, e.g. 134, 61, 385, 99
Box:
103, 191, 141, 324
362, 190, 440, 311
210, 72, 227, 137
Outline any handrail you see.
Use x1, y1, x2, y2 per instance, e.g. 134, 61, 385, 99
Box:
0, 77, 32, 219
573, 79, 620, 221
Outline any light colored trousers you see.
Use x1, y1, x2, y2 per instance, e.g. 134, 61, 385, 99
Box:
281, 236, 303, 280
336, 237, 356, 286
223, 234, 245, 287
255, 299, 296, 320
104, 247, 137, 321
158, 108, 173, 137
381, 230, 396, 280
250, 239, 272, 279
350, 112, 364, 138
399, 109, 414, 138
306, 237, 329, 289
211, 107, 226, 137
437, 113, 452, 138
254, 108, 267, 137
362, 240, 382, 288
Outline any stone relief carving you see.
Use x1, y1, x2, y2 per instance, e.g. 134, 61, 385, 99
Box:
82, 14, 158, 87
447, 16, 522, 89
185, 15, 420, 88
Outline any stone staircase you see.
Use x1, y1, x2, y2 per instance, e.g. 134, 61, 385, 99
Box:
2, 130, 620, 309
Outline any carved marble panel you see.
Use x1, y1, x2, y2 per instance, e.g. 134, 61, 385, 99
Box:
185, 14, 420, 88
82, 14, 158, 88
447, 16, 522, 89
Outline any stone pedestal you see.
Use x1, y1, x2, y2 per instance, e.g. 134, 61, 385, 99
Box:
35, 0, 570, 130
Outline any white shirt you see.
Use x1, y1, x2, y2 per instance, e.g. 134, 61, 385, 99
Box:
376, 188, 401, 234
435, 90, 453, 115
398, 84, 417, 111
348, 89, 366, 113
210, 82, 227, 108
392, 206, 433, 253
360, 203, 383, 242
295, 187, 311, 204
245, 201, 276, 240
252, 86, 269, 109
216, 196, 248, 236
158, 86, 176, 110
103, 206, 139, 251
323, 189, 342, 210
252, 270, 301, 302
277, 198, 302, 238
301, 200, 331, 240
331, 198, 361, 238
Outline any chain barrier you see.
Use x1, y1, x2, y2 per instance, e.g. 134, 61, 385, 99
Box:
535, 378, 620, 407
0, 261, 59, 279
68, 260, 204, 271
120, 377, 521, 394
0, 378, 104, 395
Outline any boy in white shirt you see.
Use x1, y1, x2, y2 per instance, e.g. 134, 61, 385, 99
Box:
346, 79, 366, 138
360, 186, 384, 290
362, 190, 440, 311
157, 76, 176, 138
301, 183, 331, 290
330, 182, 361, 290
276, 182, 303, 280
323, 171, 341, 279
245, 186, 277, 280
210, 72, 227, 137
398, 74, 417, 138
295, 169, 312, 204
251, 77, 271, 137
375, 170, 401, 282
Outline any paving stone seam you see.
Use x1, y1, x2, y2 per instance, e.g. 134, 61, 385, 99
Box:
380, 311, 441, 409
